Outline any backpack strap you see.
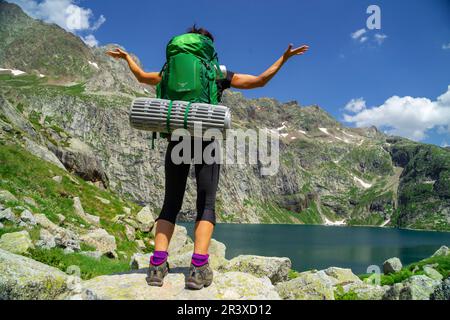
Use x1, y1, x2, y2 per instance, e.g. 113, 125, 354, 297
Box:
166, 100, 174, 134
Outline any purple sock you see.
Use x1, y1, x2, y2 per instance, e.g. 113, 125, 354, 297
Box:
150, 251, 168, 266
191, 253, 209, 267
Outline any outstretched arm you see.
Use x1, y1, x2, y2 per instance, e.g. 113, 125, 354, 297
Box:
231, 44, 309, 89
106, 48, 161, 86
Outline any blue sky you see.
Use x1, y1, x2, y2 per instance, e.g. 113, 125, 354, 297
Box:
9, 0, 450, 146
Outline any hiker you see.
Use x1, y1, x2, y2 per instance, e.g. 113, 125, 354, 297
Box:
107, 25, 309, 289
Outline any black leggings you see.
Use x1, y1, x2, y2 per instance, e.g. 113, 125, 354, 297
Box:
157, 138, 221, 225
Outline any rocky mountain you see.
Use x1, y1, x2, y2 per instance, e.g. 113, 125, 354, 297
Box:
0, 1, 449, 231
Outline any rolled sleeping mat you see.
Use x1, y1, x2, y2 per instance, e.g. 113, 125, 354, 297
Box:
129, 98, 232, 138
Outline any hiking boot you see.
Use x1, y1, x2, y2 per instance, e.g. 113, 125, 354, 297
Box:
185, 263, 214, 290
146, 261, 170, 287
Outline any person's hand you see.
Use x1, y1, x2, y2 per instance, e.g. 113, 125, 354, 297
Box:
106, 48, 128, 60
283, 44, 309, 60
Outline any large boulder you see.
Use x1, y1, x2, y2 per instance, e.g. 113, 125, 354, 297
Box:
80, 228, 117, 258
275, 271, 335, 300
35, 214, 80, 251
168, 225, 191, 255
73, 197, 100, 226
82, 271, 280, 300
431, 278, 450, 300
0, 190, 18, 203
340, 282, 388, 300
399, 275, 441, 300
0, 230, 33, 254
383, 257, 403, 274
219, 255, 291, 284
51, 138, 108, 187
0, 248, 72, 300
432, 246, 449, 257
135, 206, 155, 232
322, 267, 362, 286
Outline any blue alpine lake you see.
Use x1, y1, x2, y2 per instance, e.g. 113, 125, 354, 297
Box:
179, 223, 450, 274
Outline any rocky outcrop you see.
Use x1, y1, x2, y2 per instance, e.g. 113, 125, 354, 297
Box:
431, 278, 450, 300
276, 271, 335, 300
81, 271, 280, 300
0, 190, 18, 203
51, 138, 108, 187
398, 275, 441, 300
432, 246, 449, 257
219, 255, 291, 284
0, 249, 72, 300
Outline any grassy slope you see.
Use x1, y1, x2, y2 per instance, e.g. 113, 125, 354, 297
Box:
0, 140, 151, 279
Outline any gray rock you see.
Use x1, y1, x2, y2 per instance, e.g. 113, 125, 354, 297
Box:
276, 271, 335, 300
383, 257, 403, 274
34, 214, 80, 251
73, 197, 100, 226
20, 209, 36, 226
130, 253, 150, 269
383, 283, 404, 300
220, 255, 291, 284
167, 225, 191, 255
52, 176, 62, 183
0, 190, 18, 203
56, 214, 66, 224
80, 228, 117, 257
82, 271, 280, 300
124, 224, 135, 241
136, 206, 155, 232
432, 246, 449, 257
0, 222, 3, 229
431, 278, 450, 300
51, 138, 108, 187
36, 229, 56, 249
399, 275, 441, 300
23, 197, 38, 208
135, 239, 146, 250
323, 267, 362, 286
0, 248, 72, 300
341, 282, 388, 300
423, 266, 443, 281
23, 137, 66, 170
0, 231, 33, 254
64, 248, 74, 254
80, 251, 103, 260
95, 196, 110, 205
209, 239, 226, 258
0, 208, 18, 223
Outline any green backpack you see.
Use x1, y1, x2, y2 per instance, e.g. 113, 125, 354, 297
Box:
151, 33, 224, 147
157, 33, 224, 104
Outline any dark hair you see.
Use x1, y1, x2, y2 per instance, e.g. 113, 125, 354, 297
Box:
187, 24, 214, 42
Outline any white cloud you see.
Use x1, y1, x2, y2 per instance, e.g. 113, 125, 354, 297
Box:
351, 28, 367, 42
8, 0, 105, 44
344, 85, 450, 141
442, 140, 449, 148
443, 43, 450, 50
82, 34, 99, 48
345, 98, 366, 113
374, 33, 387, 45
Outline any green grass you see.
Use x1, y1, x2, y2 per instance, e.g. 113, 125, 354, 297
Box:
28, 247, 130, 280
0, 141, 146, 271
360, 254, 450, 286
